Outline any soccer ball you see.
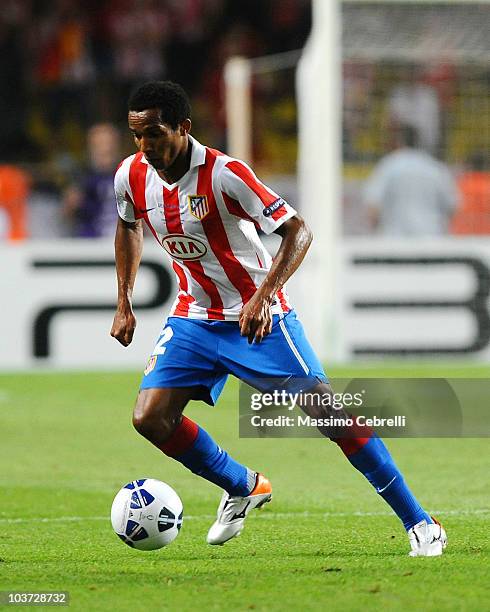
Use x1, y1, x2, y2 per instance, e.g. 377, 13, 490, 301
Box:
111, 478, 183, 550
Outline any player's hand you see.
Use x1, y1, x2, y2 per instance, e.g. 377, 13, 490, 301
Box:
239, 293, 273, 344
110, 305, 137, 347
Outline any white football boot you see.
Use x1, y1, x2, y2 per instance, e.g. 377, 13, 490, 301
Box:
206, 473, 272, 545
408, 517, 447, 557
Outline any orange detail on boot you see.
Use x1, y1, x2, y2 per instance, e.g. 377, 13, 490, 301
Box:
251, 473, 272, 496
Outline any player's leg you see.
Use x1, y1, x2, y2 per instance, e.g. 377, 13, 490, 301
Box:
133, 386, 193, 448
299, 383, 438, 524
299, 381, 447, 556
135, 317, 262, 509
204, 312, 323, 546
133, 387, 256, 496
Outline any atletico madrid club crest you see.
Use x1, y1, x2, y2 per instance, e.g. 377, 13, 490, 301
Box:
188, 195, 210, 220
144, 355, 157, 376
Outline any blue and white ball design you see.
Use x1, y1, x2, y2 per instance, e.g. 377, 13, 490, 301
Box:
111, 479, 183, 550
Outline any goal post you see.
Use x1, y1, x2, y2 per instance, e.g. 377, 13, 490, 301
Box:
295, 0, 342, 362
223, 57, 253, 165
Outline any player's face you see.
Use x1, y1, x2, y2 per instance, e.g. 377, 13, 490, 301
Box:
128, 109, 189, 171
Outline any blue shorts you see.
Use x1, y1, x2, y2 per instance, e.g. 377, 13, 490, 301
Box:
140, 310, 327, 405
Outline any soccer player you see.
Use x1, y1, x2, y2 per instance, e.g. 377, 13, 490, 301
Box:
111, 81, 446, 556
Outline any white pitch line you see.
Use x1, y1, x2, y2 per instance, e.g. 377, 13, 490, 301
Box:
0, 508, 488, 524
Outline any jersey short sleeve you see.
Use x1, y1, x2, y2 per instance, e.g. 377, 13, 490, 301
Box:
114, 161, 136, 222
220, 160, 297, 234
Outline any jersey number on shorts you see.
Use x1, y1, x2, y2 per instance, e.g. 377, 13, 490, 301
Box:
152, 327, 174, 356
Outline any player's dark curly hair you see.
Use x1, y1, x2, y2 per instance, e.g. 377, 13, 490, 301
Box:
128, 81, 191, 129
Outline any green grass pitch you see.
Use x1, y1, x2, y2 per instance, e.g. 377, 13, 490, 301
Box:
1, 365, 489, 611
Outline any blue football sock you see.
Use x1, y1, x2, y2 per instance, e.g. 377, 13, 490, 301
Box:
161, 416, 256, 497
345, 436, 432, 530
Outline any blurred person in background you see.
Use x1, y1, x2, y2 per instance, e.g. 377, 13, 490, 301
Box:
363, 125, 458, 236
450, 152, 490, 235
0, 165, 30, 241
63, 123, 121, 237
387, 64, 440, 155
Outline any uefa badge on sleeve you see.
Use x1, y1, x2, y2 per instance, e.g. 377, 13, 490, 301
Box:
144, 355, 157, 376
188, 195, 210, 220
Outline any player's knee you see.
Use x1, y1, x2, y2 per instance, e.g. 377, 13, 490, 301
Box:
300, 382, 336, 419
132, 407, 177, 442
132, 392, 179, 442
132, 408, 152, 437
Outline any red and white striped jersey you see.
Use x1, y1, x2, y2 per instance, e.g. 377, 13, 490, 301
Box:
114, 136, 296, 320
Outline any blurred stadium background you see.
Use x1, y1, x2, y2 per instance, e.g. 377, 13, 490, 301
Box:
1, 0, 490, 368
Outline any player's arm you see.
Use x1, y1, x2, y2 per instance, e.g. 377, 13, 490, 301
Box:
219, 160, 310, 343
110, 217, 143, 346
239, 214, 312, 343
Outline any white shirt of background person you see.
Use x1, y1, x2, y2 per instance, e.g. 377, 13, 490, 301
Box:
363, 144, 458, 237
